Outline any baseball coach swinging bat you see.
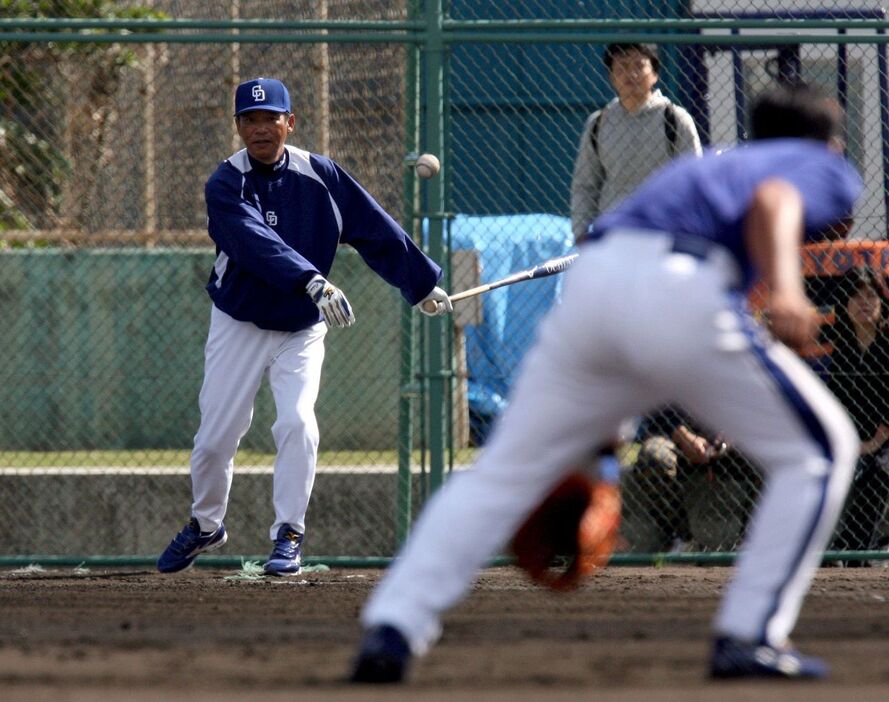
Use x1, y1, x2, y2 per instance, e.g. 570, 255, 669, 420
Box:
421, 252, 579, 314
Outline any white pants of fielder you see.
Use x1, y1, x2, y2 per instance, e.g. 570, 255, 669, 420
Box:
189, 305, 327, 540
362, 229, 858, 654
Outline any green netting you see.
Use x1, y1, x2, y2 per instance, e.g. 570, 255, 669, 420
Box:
1, 1, 888, 566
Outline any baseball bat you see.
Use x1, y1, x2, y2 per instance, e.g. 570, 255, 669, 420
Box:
421, 252, 579, 314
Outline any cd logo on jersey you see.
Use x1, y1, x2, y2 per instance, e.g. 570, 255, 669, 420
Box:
252, 85, 266, 102
265, 211, 278, 226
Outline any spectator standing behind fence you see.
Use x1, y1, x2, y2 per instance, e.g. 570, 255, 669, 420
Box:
570, 43, 702, 243
825, 266, 889, 563
156, 77, 451, 577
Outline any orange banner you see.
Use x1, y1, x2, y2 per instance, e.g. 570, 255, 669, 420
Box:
751, 241, 889, 310
748, 241, 889, 358
801, 240, 889, 277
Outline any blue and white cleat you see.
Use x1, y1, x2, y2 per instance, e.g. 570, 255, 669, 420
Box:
349, 624, 412, 684
157, 518, 227, 573
263, 524, 304, 576
709, 637, 829, 679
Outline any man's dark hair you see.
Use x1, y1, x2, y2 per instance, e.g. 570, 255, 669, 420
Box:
603, 43, 660, 73
749, 83, 842, 142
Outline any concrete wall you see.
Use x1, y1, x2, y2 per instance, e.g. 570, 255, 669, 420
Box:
0, 248, 406, 451
0, 468, 424, 558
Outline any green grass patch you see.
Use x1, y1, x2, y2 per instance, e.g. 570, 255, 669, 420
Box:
0, 448, 480, 468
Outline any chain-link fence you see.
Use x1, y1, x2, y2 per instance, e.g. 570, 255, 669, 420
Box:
0, 0, 420, 563
2, 1, 889, 565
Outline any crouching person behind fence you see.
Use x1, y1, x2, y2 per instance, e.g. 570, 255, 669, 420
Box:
625, 406, 760, 552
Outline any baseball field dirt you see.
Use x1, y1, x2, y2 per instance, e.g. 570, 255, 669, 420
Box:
1, 565, 888, 701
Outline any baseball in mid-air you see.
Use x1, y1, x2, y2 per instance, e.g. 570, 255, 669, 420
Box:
415, 153, 440, 179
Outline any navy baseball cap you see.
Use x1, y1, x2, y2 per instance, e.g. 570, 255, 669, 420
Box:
234, 78, 291, 116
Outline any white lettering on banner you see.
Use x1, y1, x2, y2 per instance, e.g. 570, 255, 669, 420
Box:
266, 211, 278, 226
252, 85, 266, 102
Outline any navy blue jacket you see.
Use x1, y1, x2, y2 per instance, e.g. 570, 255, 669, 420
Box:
205, 145, 442, 331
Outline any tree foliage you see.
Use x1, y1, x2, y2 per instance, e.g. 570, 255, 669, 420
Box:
0, 1, 167, 231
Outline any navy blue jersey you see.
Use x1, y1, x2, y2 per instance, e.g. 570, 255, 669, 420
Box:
205, 145, 442, 331
593, 139, 863, 289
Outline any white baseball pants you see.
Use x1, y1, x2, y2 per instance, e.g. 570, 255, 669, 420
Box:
189, 305, 326, 540
362, 229, 858, 654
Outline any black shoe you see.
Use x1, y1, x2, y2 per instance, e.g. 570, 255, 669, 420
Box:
349, 624, 412, 683
710, 636, 828, 679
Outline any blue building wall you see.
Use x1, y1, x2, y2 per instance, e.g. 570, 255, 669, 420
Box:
448, 1, 692, 214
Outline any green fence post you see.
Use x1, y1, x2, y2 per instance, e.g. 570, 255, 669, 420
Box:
422, 0, 448, 494
397, 0, 423, 546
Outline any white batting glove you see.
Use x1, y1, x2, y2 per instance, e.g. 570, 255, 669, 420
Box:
416, 286, 453, 317
306, 274, 355, 329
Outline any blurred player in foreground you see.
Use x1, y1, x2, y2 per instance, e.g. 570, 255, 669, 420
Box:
157, 77, 450, 577
351, 83, 862, 682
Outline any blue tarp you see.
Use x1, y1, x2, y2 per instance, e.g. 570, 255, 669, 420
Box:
448, 214, 575, 440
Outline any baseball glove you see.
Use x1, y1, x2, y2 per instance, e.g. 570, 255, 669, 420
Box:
511, 473, 621, 591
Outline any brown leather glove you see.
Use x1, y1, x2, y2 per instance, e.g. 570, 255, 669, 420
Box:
511, 473, 621, 591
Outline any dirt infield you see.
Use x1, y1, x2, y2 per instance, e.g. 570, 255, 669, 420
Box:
1, 565, 888, 701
